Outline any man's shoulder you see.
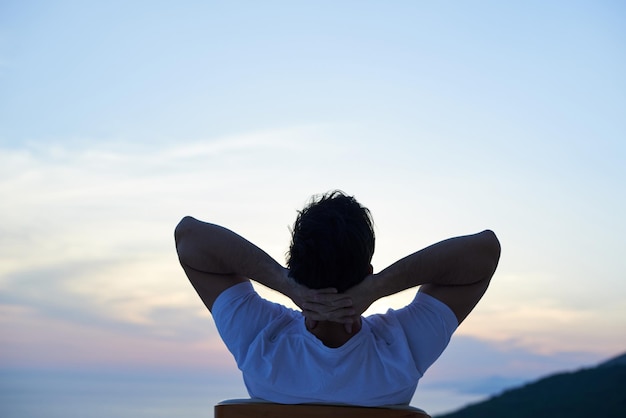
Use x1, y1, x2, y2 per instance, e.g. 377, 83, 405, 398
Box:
212, 282, 299, 363
212, 281, 255, 316
213, 282, 298, 318
363, 293, 458, 342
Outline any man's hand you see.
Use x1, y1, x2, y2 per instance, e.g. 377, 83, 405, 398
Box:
298, 274, 377, 332
342, 274, 376, 318
284, 272, 355, 328
282, 269, 355, 329
299, 289, 355, 327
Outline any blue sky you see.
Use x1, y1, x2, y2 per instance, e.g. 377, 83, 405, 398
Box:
1, 1, 625, 415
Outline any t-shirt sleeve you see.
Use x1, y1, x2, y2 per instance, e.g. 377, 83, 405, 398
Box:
392, 291, 458, 375
211, 281, 285, 365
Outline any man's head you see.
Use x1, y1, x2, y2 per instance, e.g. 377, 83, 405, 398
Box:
287, 190, 375, 293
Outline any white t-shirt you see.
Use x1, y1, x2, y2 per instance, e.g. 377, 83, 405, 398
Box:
212, 281, 457, 406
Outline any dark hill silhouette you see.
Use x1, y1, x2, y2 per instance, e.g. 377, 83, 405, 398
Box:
434, 351, 626, 418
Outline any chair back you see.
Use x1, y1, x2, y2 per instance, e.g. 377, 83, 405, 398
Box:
214, 399, 431, 418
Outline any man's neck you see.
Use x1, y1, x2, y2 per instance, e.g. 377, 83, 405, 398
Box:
305, 318, 362, 348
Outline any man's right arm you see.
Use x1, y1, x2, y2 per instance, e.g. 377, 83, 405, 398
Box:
305, 230, 501, 326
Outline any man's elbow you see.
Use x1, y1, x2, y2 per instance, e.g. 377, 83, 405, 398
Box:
480, 229, 501, 275
174, 216, 197, 259
175, 216, 196, 240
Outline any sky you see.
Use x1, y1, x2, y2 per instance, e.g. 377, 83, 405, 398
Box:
1, 1, 625, 416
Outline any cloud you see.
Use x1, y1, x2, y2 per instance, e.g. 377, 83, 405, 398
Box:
0, 303, 236, 370
0, 127, 356, 369
0, 255, 208, 339
425, 267, 626, 358
1, 127, 624, 373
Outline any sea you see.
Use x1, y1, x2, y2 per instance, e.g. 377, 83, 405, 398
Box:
0, 368, 487, 418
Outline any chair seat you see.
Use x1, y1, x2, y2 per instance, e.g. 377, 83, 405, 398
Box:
215, 399, 431, 418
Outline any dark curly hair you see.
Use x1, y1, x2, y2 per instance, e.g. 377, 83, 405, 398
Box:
286, 190, 375, 293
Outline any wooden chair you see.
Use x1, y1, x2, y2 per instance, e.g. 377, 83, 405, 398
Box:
214, 399, 431, 418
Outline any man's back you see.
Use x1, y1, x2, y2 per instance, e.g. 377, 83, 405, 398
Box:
212, 281, 457, 406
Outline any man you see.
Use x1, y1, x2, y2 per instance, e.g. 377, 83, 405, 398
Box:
175, 190, 500, 406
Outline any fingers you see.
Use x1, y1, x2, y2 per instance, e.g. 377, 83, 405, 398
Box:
307, 291, 353, 305
313, 287, 339, 294
303, 309, 358, 335
299, 288, 356, 323
302, 302, 355, 320
303, 296, 353, 309
302, 306, 355, 322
